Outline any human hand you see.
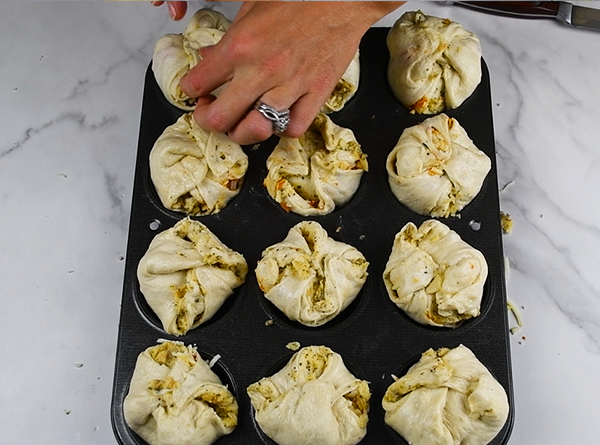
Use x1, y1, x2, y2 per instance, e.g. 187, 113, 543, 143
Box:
179, 1, 405, 145
151, 1, 188, 21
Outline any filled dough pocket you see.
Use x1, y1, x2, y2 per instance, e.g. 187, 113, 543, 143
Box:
247, 345, 371, 445
255, 221, 369, 328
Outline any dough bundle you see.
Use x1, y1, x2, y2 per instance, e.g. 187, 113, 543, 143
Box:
152, 9, 231, 109
387, 10, 482, 114
150, 112, 248, 215
124, 340, 238, 445
247, 345, 371, 445
383, 219, 487, 327
382, 344, 509, 445
255, 221, 368, 327
264, 113, 368, 216
137, 218, 248, 336
386, 113, 491, 217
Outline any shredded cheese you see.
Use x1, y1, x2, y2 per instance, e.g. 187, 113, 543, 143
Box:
507, 299, 523, 334
208, 354, 221, 368
504, 256, 510, 283
500, 211, 513, 234
286, 342, 301, 351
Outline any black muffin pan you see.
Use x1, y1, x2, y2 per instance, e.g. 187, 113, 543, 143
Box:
111, 28, 514, 445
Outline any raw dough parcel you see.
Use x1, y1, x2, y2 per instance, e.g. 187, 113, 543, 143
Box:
150, 112, 248, 216
255, 221, 368, 327
383, 219, 488, 327
387, 10, 482, 114
383, 344, 509, 445
137, 218, 248, 336
386, 113, 490, 217
265, 113, 368, 216
124, 340, 238, 445
247, 345, 371, 445
152, 9, 231, 109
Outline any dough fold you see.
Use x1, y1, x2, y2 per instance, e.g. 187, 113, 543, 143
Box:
152, 9, 231, 109
150, 112, 248, 215
387, 10, 482, 114
265, 113, 368, 216
382, 344, 509, 445
383, 219, 487, 327
256, 221, 368, 326
321, 50, 361, 114
137, 218, 248, 336
124, 340, 238, 445
247, 345, 370, 445
386, 113, 490, 217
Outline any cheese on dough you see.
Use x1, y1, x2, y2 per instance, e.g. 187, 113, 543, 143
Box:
386, 113, 490, 217
383, 344, 509, 445
387, 10, 482, 114
137, 218, 248, 336
321, 50, 360, 114
383, 219, 488, 327
150, 112, 248, 216
152, 9, 231, 109
124, 340, 238, 445
256, 221, 368, 327
247, 345, 370, 445
265, 113, 368, 216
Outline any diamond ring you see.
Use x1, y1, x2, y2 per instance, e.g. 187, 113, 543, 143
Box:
254, 101, 290, 134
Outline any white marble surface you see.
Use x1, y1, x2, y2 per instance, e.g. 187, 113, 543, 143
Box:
1, 1, 599, 444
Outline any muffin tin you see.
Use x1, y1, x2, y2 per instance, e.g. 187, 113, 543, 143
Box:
111, 28, 514, 445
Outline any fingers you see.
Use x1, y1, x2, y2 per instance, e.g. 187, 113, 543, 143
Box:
227, 87, 298, 145
175, 1, 357, 145
191, 76, 259, 136
226, 88, 330, 146
169, 2, 187, 21
180, 46, 231, 100
151, 1, 187, 21
285, 92, 328, 138
184, 60, 332, 145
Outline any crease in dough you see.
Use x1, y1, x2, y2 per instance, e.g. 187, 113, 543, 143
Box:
150, 112, 248, 216
247, 345, 371, 445
321, 49, 361, 114
255, 221, 368, 327
264, 113, 368, 216
383, 219, 488, 327
387, 10, 482, 114
382, 344, 509, 445
152, 9, 231, 109
137, 218, 248, 336
386, 113, 491, 217
124, 340, 238, 445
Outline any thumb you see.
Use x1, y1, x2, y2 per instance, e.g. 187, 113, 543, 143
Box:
167, 1, 188, 21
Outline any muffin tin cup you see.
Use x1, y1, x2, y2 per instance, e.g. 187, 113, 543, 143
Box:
111, 28, 514, 445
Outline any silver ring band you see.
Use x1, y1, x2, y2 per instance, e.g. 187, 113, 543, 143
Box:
254, 101, 290, 134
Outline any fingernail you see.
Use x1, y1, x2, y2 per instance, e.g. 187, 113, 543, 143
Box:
167, 2, 177, 20
179, 75, 189, 95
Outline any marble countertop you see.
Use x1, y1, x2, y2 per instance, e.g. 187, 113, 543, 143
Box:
1, 1, 599, 444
